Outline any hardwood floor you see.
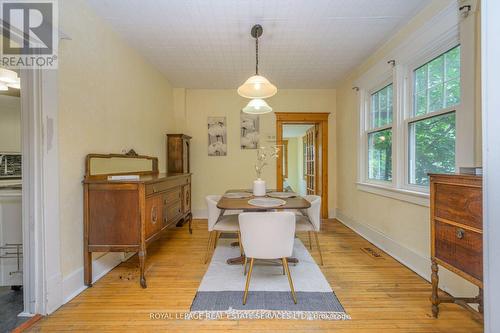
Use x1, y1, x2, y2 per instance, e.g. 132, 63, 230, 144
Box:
29, 219, 483, 332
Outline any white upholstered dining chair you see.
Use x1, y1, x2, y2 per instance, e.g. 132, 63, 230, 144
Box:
204, 195, 241, 264
295, 195, 323, 265
238, 212, 297, 305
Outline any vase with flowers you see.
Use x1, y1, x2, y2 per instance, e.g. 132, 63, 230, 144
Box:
253, 145, 280, 196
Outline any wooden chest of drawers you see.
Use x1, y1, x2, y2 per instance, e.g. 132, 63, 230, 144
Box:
429, 173, 483, 319
83, 152, 192, 288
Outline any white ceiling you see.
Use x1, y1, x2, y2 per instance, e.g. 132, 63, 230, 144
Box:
86, 0, 430, 89
283, 124, 314, 138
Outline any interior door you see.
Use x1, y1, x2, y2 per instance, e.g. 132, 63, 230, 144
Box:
304, 126, 317, 195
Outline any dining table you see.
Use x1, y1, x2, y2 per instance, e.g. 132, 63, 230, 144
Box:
216, 189, 311, 265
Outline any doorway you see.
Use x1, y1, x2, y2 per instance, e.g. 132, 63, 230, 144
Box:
276, 112, 330, 218
0, 68, 26, 330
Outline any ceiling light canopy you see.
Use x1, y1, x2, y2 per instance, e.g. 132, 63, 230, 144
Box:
237, 24, 277, 100
242, 98, 272, 115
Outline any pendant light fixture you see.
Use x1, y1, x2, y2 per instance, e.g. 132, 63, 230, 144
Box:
241, 98, 273, 114
238, 25, 277, 100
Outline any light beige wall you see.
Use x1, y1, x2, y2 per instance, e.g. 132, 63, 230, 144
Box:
180, 89, 336, 216
0, 95, 21, 152
58, 0, 175, 276
335, 1, 480, 297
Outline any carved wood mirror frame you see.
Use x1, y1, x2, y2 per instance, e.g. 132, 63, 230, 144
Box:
84, 149, 159, 179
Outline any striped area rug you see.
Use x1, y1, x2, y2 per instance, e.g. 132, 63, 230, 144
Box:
190, 237, 349, 320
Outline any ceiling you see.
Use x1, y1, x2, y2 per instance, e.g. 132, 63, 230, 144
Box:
87, 0, 430, 89
283, 124, 314, 138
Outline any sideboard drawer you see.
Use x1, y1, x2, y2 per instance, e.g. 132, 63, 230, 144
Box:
165, 187, 181, 203
434, 221, 482, 281
145, 194, 163, 239
166, 201, 182, 224
434, 183, 482, 230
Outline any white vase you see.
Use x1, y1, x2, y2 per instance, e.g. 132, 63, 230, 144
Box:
253, 178, 266, 196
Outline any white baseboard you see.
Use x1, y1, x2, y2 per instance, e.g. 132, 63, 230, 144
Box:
335, 209, 478, 298
62, 252, 127, 304
45, 272, 63, 314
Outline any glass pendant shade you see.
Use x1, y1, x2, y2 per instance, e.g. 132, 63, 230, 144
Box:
0, 68, 19, 84
0, 82, 8, 91
242, 98, 273, 114
237, 75, 277, 99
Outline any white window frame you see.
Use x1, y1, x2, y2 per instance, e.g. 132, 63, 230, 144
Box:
404, 42, 461, 192
356, 0, 477, 207
363, 78, 394, 186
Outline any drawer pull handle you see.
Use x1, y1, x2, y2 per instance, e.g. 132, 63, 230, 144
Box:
456, 228, 465, 239
151, 206, 158, 224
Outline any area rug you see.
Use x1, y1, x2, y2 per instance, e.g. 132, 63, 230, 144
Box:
190, 237, 350, 320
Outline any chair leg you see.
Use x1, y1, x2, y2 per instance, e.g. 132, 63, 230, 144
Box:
314, 232, 324, 266
204, 231, 214, 264
214, 231, 219, 249
308, 231, 313, 250
238, 231, 243, 256
282, 258, 297, 304
243, 256, 248, 275
243, 258, 254, 305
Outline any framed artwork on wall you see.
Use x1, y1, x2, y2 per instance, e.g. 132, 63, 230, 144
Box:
208, 116, 227, 156
240, 112, 259, 149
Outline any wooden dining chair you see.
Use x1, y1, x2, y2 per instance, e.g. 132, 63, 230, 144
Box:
295, 195, 323, 265
238, 212, 297, 305
204, 195, 241, 264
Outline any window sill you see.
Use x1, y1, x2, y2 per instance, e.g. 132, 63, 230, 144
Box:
356, 182, 429, 207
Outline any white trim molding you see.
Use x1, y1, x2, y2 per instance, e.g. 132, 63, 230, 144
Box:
20, 68, 62, 315
481, 0, 500, 331
356, 182, 429, 207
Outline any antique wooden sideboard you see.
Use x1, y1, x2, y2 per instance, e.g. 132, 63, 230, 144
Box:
83, 151, 192, 288
429, 173, 483, 320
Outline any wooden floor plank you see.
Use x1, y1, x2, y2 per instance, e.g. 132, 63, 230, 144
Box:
29, 219, 483, 332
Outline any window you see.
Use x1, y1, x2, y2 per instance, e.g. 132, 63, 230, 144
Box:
408, 46, 460, 186
356, 4, 476, 204
367, 84, 393, 182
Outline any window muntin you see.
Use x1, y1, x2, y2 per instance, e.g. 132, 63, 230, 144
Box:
366, 84, 393, 182
368, 129, 392, 181
408, 112, 456, 186
370, 84, 393, 128
413, 46, 461, 117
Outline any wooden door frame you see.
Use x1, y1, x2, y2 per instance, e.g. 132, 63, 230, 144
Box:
276, 112, 330, 218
